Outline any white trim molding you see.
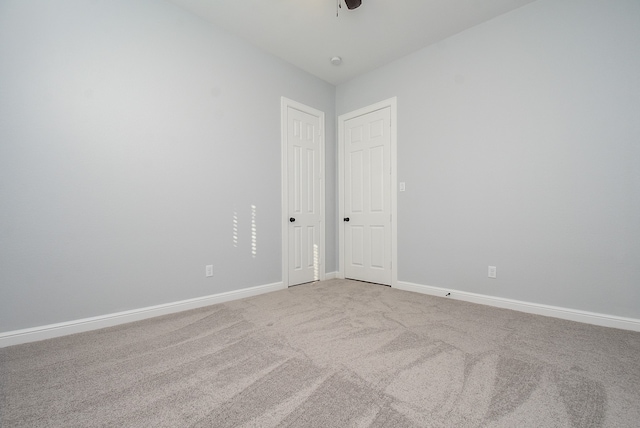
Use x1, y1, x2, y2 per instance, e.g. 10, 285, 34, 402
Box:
0, 282, 285, 348
395, 281, 640, 332
324, 271, 338, 280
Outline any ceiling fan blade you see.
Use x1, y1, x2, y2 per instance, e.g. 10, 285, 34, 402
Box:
344, 0, 362, 10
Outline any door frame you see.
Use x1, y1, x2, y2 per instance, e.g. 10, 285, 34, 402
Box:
338, 97, 398, 287
281, 97, 326, 288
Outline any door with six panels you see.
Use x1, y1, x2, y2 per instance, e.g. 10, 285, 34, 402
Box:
343, 106, 392, 285
285, 103, 323, 286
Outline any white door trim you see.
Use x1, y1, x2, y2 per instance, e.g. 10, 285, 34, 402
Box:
338, 97, 398, 287
281, 97, 326, 287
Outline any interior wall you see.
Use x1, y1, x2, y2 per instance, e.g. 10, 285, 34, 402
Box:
336, 0, 640, 319
0, 0, 336, 332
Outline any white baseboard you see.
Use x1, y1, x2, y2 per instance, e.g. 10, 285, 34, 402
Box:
6, 279, 636, 348
395, 281, 640, 332
325, 271, 338, 280
0, 282, 285, 348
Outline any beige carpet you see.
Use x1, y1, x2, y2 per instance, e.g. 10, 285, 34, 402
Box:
1, 279, 639, 427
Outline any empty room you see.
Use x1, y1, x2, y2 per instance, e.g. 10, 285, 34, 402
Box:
1, 0, 639, 426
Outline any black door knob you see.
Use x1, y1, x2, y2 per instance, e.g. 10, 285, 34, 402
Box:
343, 217, 350, 222
289, 217, 295, 222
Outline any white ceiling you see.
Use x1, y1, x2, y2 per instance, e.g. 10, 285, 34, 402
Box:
168, 0, 538, 85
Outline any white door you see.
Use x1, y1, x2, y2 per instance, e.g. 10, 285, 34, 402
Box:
283, 100, 324, 286
343, 106, 392, 285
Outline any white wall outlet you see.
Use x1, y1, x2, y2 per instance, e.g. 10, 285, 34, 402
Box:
399, 182, 406, 192
205, 265, 214, 277
488, 266, 497, 278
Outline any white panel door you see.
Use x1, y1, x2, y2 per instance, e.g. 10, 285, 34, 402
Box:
344, 107, 392, 285
287, 106, 322, 286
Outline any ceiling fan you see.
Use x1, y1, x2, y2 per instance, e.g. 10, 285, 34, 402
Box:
343, 0, 362, 9
337, 0, 363, 16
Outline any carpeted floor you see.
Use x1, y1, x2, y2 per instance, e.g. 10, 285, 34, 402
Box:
1, 279, 639, 427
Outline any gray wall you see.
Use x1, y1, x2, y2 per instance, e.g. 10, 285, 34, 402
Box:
337, 0, 640, 319
0, 0, 336, 332
2, 0, 638, 333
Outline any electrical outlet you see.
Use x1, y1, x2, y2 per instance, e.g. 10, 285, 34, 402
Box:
205, 265, 213, 277
488, 266, 497, 279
